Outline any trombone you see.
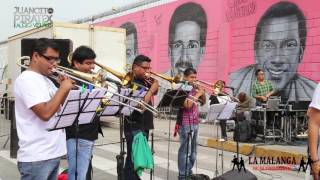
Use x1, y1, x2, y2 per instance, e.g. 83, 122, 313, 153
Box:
196, 79, 239, 102
68, 53, 132, 86
67, 53, 158, 114
16, 56, 154, 114
91, 61, 159, 113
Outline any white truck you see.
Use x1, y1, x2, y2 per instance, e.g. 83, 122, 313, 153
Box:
0, 41, 8, 97
7, 22, 126, 97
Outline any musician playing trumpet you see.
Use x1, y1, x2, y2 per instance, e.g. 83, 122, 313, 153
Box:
124, 55, 159, 180
174, 68, 206, 180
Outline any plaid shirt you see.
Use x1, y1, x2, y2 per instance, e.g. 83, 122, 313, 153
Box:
251, 80, 273, 97
182, 89, 199, 125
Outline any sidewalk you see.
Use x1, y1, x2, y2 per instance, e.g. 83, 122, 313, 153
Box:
101, 116, 308, 160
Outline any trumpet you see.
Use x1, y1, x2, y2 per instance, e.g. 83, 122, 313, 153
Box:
16, 56, 153, 113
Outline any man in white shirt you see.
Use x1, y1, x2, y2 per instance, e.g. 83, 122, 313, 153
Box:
14, 38, 75, 180
308, 83, 320, 180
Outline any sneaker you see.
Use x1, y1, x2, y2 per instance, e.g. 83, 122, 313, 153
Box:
219, 136, 228, 142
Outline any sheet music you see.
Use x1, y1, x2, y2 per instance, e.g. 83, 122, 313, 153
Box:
206, 104, 225, 122
218, 102, 237, 120
47, 88, 106, 130
120, 89, 147, 115
78, 89, 106, 124
101, 88, 132, 116
57, 90, 87, 116
102, 105, 120, 116
217, 96, 232, 105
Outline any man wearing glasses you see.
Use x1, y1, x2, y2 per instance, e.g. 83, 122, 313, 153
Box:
124, 55, 159, 180
251, 69, 275, 106
14, 38, 75, 180
229, 1, 317, 101
168, 2, 207, 77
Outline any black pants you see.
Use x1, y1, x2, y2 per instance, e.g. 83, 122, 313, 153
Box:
123, 123, 149, 180
220, 121, 227, 138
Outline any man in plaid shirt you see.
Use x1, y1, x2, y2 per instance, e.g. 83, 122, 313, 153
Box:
251, 69, 275, 105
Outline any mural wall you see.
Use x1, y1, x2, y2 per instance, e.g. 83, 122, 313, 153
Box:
96, 0, 320, 101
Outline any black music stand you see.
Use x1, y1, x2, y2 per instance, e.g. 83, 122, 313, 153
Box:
48, 89, 106, 180
157, 89, 189, 179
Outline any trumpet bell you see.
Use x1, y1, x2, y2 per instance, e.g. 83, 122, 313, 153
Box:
212, 80, 225, 95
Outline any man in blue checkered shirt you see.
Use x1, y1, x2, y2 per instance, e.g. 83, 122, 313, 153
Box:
251, 69, 275, 105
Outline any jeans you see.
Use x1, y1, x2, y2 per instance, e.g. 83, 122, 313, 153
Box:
67, 138, 94, 180
178, 124, 199, 180
17, 157, 60, 180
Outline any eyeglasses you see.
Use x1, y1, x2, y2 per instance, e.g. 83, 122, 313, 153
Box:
134, 64, 152, 70
38, 53, 61, 64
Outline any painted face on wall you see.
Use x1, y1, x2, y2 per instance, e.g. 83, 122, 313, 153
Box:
255, 15, 302, 91
126, 33, 137, 67
170, 21, 203, 76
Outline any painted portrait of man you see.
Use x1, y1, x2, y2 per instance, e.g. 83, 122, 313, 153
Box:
229, 1, 316, 101
120, 22, 138, 70
168, 2, 207, 76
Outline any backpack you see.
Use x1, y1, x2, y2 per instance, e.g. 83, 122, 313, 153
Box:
233, 120, 251, 142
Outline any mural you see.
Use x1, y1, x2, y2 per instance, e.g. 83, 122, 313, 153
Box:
119, 22, 138, 70
168, 2, 207, 77
229, 1, 317, 101
96, 0, 320, 101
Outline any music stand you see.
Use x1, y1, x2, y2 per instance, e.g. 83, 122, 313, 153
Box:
101, 88, 132, 116
207, 103, 226, 177
157, 89, 189, 180
48, 88, 106, 180
207, 102, 237, 177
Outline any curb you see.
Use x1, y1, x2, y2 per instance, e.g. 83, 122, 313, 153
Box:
101, 119, 307, 160
207, 138, 307, 160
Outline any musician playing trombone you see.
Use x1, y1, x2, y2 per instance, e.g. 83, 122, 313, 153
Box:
209, 80, 231, 141
174, 67, 206, 180
14, 38, 75, 180
124, 55, 159, 180
66, 46, 104, 180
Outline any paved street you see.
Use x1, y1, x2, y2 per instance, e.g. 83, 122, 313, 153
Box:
0, 125, 308, 180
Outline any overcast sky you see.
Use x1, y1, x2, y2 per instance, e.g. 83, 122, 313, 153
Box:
0, 0, 141, 42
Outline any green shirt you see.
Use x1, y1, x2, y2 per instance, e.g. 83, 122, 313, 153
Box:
132, 132, 154, 176
251, 80, 273, 98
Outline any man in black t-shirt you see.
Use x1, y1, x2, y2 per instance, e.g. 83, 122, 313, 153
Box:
123, 55, 159, 180
65, 46, 103, 180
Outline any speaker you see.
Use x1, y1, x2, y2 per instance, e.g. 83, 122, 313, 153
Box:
212, 170, 257, 180
20, 38, 73, 72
